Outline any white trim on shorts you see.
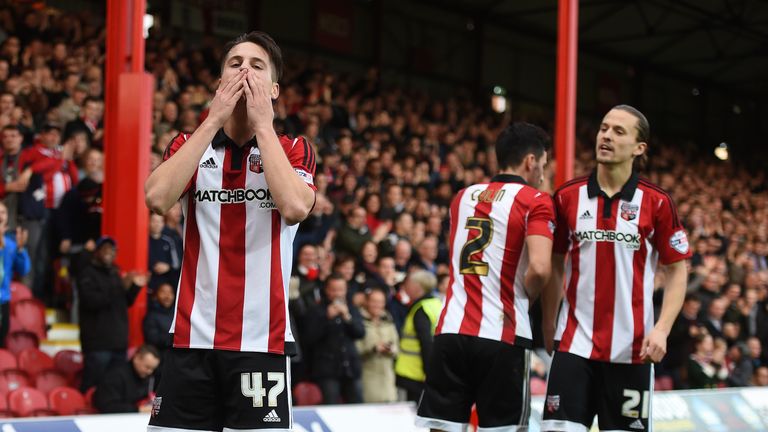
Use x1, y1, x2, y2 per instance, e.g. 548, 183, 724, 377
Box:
539, 419, 589, 432
415, 415, 468, 432
478, 424, 529, 431
147, 427, 216, 432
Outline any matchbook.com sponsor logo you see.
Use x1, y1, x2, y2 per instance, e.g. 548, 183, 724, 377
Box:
194, 188, 276, 208
575, 230, 641, 250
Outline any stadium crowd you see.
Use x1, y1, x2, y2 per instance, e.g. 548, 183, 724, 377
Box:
0, 3, 766, 413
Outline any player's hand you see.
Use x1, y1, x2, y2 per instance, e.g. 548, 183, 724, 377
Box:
640, 328, 668, 363
206, 69, 247, 128
243, 69, 275, 133
543, 323, 555, 355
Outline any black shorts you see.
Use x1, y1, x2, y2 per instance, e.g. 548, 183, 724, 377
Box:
542, 351, 653, 432
147, 347, 292, 431
416, 334, 531, 431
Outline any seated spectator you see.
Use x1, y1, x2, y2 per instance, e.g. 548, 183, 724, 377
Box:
0, 201, 30, 347
93, 345, 160, 414
142, 282, 175, 361
356, 288, 399, 403
410, 235, 438, 275
687, 334, 728, 389
746, 336, 766, 369
305, 274, 365, 404
726, 343, 753, 387
77, 236, 146, 391
335, 206, 372, 257
703, 297, 727, 340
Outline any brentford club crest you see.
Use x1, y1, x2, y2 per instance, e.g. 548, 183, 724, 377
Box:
546, 395, 560, 413
249, 154, 263, 173
620, 202, 639, 221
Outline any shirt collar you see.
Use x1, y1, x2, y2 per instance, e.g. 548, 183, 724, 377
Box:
211, 128, 258, 149
587, 170, 639, 201
490, 174, 527, 185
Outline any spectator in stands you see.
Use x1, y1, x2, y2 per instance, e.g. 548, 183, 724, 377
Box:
93, 344, 160, 414
335, 206, 372, 257
142, 282, 174, 361
77, 236, 146, 391
19, 123, 78, 300
392, 238, 412, 274
0, 200, 29, 347
57, 147, 102, 274
687, 333, 729, 389
394, 269, 440, 401
64, 96, 102, 147
147, 213, 180, 295
1, 124, 32, 231
746, 336, 766, 369
410, 235, 439, 275
356, 288, 399, 403
703, 297, 728, 340
753, 366, 768, 386
305, 274, 365, 404
664, 294, 703, 387
726, 343, 753, 387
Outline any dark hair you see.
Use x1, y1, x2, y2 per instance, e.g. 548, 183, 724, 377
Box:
134, 344, 160, 359
1, 124, 20, 133
495, 122, 550, 170
83, 96, 102, 106
221, 31, 283, 82
325, 273, 347, 286
612, 104, 650, 168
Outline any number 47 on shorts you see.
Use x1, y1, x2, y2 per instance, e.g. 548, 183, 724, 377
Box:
241, 372, 285, 408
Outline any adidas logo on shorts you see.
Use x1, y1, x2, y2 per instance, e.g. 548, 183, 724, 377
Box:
629, 419, 644, 430
263, 409, 281, 423
200, 157, 218, 169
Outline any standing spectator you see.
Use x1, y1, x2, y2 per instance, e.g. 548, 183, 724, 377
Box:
305, 274, 365, 404
687, 334, 728, 389
19, 123, 78, 300
0, 201, 30, 347
726, 343, 753, 387
93, 345, 161, 414
57, 147, 102, 270
395, 269, 440, 402
77, 236, 146, 391
356, 288, 399, 403
1, 124, 32, 231
147, 213, 180, 295
143, 282, 175, 361
746, 336, 767, 369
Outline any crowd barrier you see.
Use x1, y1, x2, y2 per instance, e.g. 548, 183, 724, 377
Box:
1, 388, 766, 431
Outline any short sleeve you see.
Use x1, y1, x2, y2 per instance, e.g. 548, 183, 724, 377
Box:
161, 133, 194, 195
653, 194, 692, 265
552, 191, 571, 254
527, 191, 555, 240
285, 136, 317, 192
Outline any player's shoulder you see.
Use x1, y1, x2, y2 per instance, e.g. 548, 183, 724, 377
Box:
162, 132, 191, 161
553, 175, 589, 196
637, 177, 674, 202
278, 134, 309, 150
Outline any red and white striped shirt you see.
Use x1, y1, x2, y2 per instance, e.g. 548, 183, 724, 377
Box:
435, 174, 555, 348
553, 172, 691, 363
20, 143, 79, 209
162, 129, 316, 354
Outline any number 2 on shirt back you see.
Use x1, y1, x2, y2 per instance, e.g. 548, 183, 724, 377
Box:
459, 217, 493, 276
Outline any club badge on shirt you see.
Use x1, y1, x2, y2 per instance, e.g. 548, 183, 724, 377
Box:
249, 154, 263, 173
621, 202, 639, 221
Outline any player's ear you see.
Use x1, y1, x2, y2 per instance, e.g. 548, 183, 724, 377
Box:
270, 82, 280, 100
633, 141, 647, 157
525, 153, 536, 171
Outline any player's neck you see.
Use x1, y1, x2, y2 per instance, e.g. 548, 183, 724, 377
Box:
596, 162, 632, 196
498, 168, 524, 180
223, 106, 253, 147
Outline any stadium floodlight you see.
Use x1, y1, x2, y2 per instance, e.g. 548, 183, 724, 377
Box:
714, 142, 729, 161
491, 86, 507, 114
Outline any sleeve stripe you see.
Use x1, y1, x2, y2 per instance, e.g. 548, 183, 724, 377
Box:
307, 140, 316, 173
302, 137, 310, 169
639, 180, 682, 229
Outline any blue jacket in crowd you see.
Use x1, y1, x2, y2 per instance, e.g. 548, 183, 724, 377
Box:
0, 233, 31, 303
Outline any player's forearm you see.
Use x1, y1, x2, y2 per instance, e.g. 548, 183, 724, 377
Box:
145, 120, 218, 214
254, 126, 314, 225
655, 260, 688, 334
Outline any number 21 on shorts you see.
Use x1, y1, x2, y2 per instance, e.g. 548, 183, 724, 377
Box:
241, 372, 285, 408
622, 389, 650, 419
